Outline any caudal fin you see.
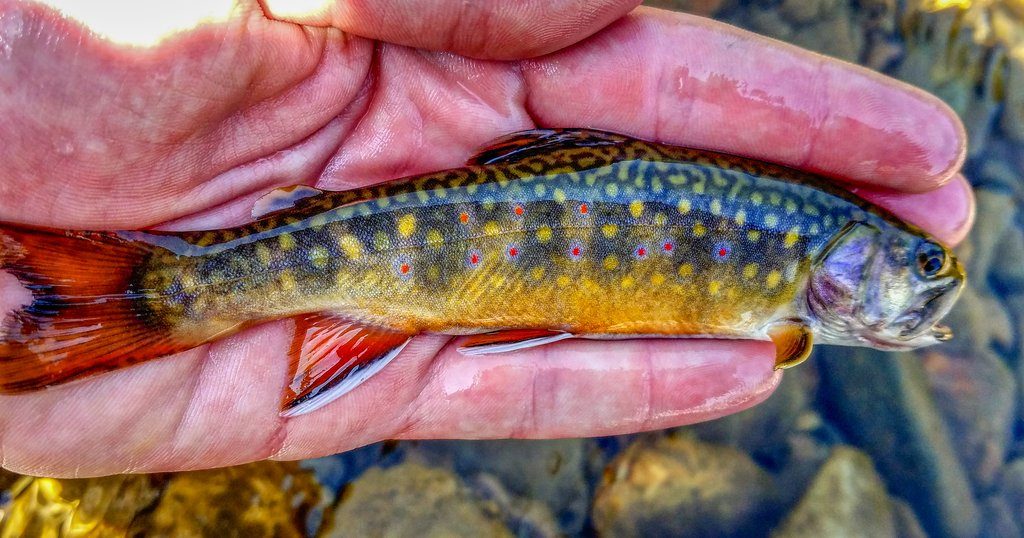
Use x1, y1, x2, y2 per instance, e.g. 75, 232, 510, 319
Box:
0, 221, 203, 393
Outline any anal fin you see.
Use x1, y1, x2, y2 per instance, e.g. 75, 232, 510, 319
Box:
457, 329, 574, 355
769, 320, 814, 370
282, 313, 415, 417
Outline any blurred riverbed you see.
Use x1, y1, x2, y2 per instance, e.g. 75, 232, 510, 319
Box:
3, 1, 1023, 536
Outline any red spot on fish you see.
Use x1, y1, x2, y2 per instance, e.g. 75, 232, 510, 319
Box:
719, 248, 727, 257
459, 212, 469, 224
579, 203, 589, 215
568, 241, 584, 261
635, 245, 648, 259
509, 247, 519, 257
466, 249, 483, 268
400, 264, 410, 274
663, 242, 674, 252
514, 205, 525, 217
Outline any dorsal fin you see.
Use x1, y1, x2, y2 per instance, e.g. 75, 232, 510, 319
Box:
252, 184, 324, 219
467, 129, 629, 166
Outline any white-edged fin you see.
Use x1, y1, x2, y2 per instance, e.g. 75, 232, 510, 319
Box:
252, 185, 324, 219
457, 329, 575, 355
281, 339, 410, 417
280, 312, 416, 417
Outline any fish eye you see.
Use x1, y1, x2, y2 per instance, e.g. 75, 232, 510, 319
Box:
914, 241, 946, 277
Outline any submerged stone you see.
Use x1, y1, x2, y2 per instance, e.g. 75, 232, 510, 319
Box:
592, 434, 778, 536
818, 348, 979, 537
772, 446, 895, 538
322, 462, 511, 538
146, 461, 323, 537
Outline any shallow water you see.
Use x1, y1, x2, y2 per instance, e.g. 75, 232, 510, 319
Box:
2, 1, 1023, 536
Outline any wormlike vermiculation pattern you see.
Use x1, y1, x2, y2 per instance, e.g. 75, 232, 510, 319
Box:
133, 133, 885, 339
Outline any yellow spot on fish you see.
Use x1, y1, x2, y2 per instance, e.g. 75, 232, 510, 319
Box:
764, 214, 779, 227
537, 226, 553, 242
743, 263, 758, 279
748, 230, 761, 242
629, 200, 644, 218
621, 275, 635, 288
650, 273, 666, 286
426, 229, 443, 246
398, 214, 417, 237
769, 192, 781, 205
489, 274, 506, 287
279, 271, 296, 291
803, 205, 820, 216
557, 275, 571, 287
692, 223, 707, 237
750, 192, 764, 205
256, 244, 272, 265
766, 270, 782, 289
339, 235, 363, 260
678, 263, 694, 278
585, 173, 598, 186
652, 178, 664, 193
809, 223, 820, 235
483, 199, 496, 211
693, 182, 705, 194
784, 227, 801, 248
534, 184, 547, 197
602, 224, 619, 238
427, 266, 440, 280
708, 281, 722, 295
712, 173, 728, 187
309, 246, 329, 269
734, 209, 747, 226
466, 183, 479, 195
603, 255, 620, 271
376, 197, 391, 209
654, 213, 667, 226
678, 198, 692, 214
531, 266, 546, 281
374, 232, 390, 251
785, 200, 797, 214
553, 188, 566, 203
668, 174, 687, 185
278, 234, 296, 250
483, 221, 501, 236
309, 214, 328, 230
710, 199, 722, 215
605, 183, 619, 197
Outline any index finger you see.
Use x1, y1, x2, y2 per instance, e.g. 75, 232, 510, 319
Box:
521, 7, 966, 193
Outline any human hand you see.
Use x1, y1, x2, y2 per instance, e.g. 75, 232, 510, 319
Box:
0, 0, 973, 477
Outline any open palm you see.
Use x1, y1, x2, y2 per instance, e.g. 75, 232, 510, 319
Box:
0, 0, 973, 477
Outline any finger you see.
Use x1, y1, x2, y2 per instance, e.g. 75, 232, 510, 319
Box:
0, 322, 778, 476
322, 44, 970, 247
520, 7, 966, 193
261, 0, 642, 59
854, 174, 975, 247
274, 339, 780, 461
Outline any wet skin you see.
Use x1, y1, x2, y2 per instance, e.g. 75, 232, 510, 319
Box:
0, 0, 973, 477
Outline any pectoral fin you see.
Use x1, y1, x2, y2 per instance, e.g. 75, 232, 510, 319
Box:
281, 313, 415, 417
457, 329, 574, 355
768, 321, 814, 370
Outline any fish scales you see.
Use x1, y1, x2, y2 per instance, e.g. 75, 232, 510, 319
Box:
0, 129, 964, 415
139, 139, 854, 337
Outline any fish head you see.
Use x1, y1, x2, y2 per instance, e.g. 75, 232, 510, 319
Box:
807, 221, 964, 350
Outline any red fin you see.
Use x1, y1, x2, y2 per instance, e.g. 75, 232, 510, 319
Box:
457, 329, 574, 355
467, 129, 627, 165
282, 313, 415, 417
0, 221, 210, 393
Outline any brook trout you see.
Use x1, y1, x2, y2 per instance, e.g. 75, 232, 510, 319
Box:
0, 130, 965, 416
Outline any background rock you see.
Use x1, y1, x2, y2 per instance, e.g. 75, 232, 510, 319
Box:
592, 434, 779, 536
772, 446, 896, 538
322, 462, 511, 538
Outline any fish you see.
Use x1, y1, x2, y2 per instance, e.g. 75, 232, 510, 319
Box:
0, 129, 965, 416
